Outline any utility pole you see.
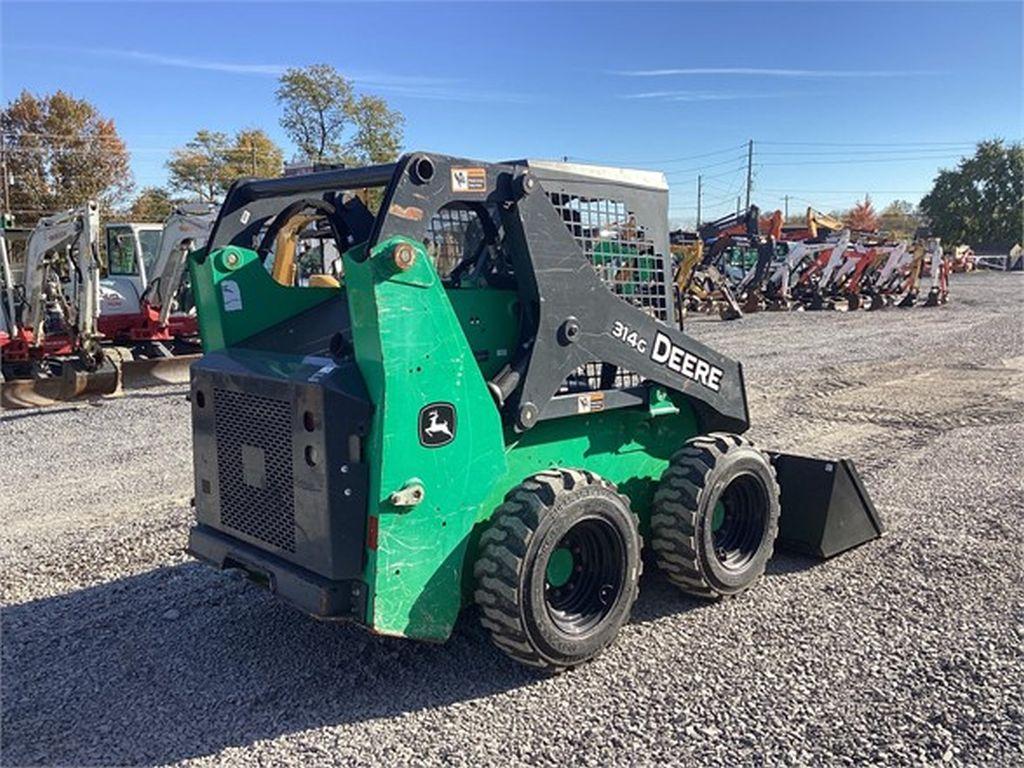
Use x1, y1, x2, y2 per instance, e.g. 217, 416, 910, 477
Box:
736, 196, 741, 216
696, 175, 702, 229
784, 194, 789, 220
744, 139, 753, 210
250, 142, 258, 176
0, 133, 10, 215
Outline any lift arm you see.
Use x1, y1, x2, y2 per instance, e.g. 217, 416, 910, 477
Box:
807, 207, 846, 240
22, 202, 100, 347
1, 234, 16, 336
146, 203, 218, 326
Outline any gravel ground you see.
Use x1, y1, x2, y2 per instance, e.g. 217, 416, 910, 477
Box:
2, 271, 1022, 767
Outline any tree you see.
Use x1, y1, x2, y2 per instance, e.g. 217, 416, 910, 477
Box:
347, 95, 404, 165
1, 90, 133, 222
920, 139, 1024, 249
847, 196, 879, 232
276, 64, 404, 166
224, 128, 284, 180
167, 129, 284, 201
126, 186, 176, 222
878, 200, 921, 240
277, 65, 354, 164
167, 130, 229, 201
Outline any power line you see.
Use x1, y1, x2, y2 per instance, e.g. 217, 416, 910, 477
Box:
758, 153, 966, 167
665, 162, 747, 181
662, 154, 749, 176
758, 146, 973, 157
566, 142, 746, 167
757, 187, 929, 194
757, 139, 978, 147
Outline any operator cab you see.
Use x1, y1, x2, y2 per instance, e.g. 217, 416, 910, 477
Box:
217, 158, 673, 387
100, 222, 162, 317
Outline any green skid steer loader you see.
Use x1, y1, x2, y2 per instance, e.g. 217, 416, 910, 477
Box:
186, 154, 883, 671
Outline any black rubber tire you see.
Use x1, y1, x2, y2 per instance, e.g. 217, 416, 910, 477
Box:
651, 433, 780, 599
473, 469, 642, 672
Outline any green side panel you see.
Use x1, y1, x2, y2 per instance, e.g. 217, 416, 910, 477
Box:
345, 237, 699, 642
454, 396, 700, 600
445, 288, 520, 380
499, 397, 698, 527
344, 238, 509, 641
189, 245, 339, 352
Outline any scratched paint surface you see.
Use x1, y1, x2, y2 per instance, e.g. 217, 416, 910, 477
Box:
346, 238, 701, 641
345, 238, 508, 640
191, 235, 702, 642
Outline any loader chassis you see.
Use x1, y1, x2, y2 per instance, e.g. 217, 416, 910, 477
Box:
187, 153, 881, 664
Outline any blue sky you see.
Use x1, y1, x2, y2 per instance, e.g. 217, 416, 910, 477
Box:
2, 1, 1021, 225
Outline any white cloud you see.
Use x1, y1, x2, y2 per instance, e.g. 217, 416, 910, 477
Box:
99, 49, 288, 76
611, 67, 935, 78
24, 46, 533, 103
622, 90, 791, 101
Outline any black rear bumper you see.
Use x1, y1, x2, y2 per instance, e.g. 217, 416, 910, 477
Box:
188, 524, 368, 622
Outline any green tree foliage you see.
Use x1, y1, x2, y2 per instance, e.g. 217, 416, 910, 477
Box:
276, 64, 404, 166
167, 129, 285, 201
224, 128, 285, 180
878, 200, 921, 240
348, 94, 405, 165
920, 140, 1024, 248
167, 130, 229, 202
1, 90, 133, 223
277, 65, 353, 164
126, 186, 176, 221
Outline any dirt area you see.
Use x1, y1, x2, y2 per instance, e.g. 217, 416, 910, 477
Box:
2, 270, 1022, 766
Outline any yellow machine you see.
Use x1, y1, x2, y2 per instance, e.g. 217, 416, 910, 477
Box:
806, 207, 846, 240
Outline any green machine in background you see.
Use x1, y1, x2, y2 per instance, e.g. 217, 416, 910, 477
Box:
186, 154, 882, 671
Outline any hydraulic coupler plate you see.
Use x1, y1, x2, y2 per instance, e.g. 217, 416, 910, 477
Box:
769, 453, 885, 558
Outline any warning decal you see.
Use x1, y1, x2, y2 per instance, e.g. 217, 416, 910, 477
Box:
451, 167, 487, 193
577, 392, 605, 414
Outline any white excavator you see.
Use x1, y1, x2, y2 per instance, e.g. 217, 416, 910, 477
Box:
99, 221, 163, 314
762, 240, 836, 309
98, 202, 217, 353
0, 202, 124, 406
1, 202, 217, 408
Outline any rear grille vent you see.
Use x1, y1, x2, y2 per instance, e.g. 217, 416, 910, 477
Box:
213, 388, 296, 552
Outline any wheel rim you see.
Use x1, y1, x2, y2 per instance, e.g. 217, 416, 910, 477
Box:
712, 473, 769, 571
544, 517, 624, 635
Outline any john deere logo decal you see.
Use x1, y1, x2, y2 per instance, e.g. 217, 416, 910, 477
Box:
419, 403, 456, 447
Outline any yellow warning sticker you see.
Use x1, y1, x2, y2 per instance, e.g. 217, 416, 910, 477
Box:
451, 167, 487, 193
577, 391, 605, 414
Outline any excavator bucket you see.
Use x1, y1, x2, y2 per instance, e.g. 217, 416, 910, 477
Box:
119, 353, 199, 389
0, 356, 119, 409
0, 348, 195, 410
770, 452, 885, 558
897, 291, 917, 308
